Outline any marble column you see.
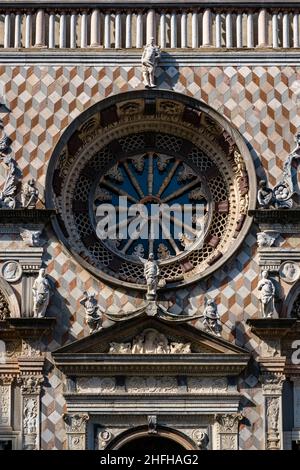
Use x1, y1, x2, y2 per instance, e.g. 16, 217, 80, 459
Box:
192, 12, 199, 48
283, 12, 290, 48
70, 13, 77, 49
34, 9, 45, 47
258, 9, 268, 47
115, 13, 122, 48
90, 9, 101, 47
104, 13, 111, 48
25, 13, 32, 48
4, 13, 11, 48
225, 12, 233, 48
136, 12, 143, 48
202, 9, 212, 47
80, 11, 88, 48
48, 13, 55, 49
14, 13, 22, 48
247, 12, 254, 48
181, 12, 187, 48
293, 13, 299, 48
170, 12, 177, 48
125, 13, 132, 48
236, 13, 243, 48
20, 375, 43, 450
146, 9, 156, 44
272, 13, 279, 48
215, 13, 222, 48
59, 13, 67, 48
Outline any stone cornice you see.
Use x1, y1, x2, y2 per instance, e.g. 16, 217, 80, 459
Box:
53, 353, 250, 376
247, 319, 297, 339
0, 1, 298, 6
0, 209, 56, 224
249, 209, 300, 225
0, 318, 56, 340
0, 51, 299, 67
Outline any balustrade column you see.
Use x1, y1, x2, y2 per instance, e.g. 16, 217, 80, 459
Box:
90, 9, 101, 47
146, 9, 156, 43
48, 13, 55, 48
159, 13, 166, 48
70, 13, 77, 48
125, 13, 132, 48
283, 12, 290, 48
4, 13, 11, 48
80, 11, 88, 48
59, 13, 67, 48
14, 13, 22, 48
170, 12, 177, 48
258, 9, 268, 47
115, 13, 122, 48
181, 12, 187, 48
25, 13, 32, 48
247, 12, 254, 48
272, 13, 279, 48
192, 11, 199, 48
136, 12, 143, 48
215, 13, 222, 48
35, 9, 45, 47
293, 13, 300, 48
104, 13, 111, 48
202, 9, 212, 47
236, 13, 243, 48
225, 12, 233, 48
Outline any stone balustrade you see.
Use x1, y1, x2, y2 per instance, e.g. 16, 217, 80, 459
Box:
0, 6, 299, 50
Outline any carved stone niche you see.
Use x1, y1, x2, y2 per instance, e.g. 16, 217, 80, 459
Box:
64, 414, 89, 450
215, 413, 243, 450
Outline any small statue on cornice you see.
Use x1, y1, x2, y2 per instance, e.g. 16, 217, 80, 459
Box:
32, 268, 51, 318
0, 155, 20, 209
80, 291, 103, 334
202, 298, 222, 337
141, 38, 160, 88
140, 252, 166, 300
21, 179, 39, 209
257, 270, 276, 318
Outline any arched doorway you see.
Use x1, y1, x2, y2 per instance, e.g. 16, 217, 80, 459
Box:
119, 435, 186, 452
106, 427, 197, 451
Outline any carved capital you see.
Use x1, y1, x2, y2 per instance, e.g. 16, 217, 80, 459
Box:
18, 375, 43, 395
260, 372, 285, 394
64, 413, 89, 433
215, 413, 243, 433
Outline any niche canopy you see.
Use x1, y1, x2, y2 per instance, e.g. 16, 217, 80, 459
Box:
48, 91, 256, 289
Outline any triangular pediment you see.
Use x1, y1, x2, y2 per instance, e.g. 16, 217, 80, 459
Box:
53, 315, 248, 356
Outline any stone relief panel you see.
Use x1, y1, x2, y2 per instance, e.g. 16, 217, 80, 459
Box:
187, 377, 228, 394
126, 377, 177, 394
77, 377, 116, 394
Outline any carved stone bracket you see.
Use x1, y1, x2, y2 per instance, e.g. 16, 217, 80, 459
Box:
215, 413, 243, 450
64, 413, 89, 450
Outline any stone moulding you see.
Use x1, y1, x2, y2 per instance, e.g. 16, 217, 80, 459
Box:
0, 209, 56, 224
249, 209, 300, 224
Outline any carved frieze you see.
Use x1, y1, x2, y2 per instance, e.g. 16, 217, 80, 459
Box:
77, 377, 116, 394
188, 377, 228, 394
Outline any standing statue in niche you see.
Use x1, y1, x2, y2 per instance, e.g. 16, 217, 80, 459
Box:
141, 38, 160, 88
21, 179, 39, 209
202, 299, 222, 336
79, 291, 103, 334
257, 270, 276, 318
32, 268, 51, 318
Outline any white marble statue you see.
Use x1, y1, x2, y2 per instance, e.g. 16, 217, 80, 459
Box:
79, 291, 102, 334
141, 38, 160, 88
0, 156, 20, 209
32, 268, 51, 318
202, 298, 222, 336
21, 179, 39, 209
140, 253, 163, 299
257, 270, 275, 318
257, 180, 273, 208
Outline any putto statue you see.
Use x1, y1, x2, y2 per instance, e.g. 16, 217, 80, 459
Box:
257, 180, 273, 208
32, 268, 51, 318
79, 291, 103, 334
21, 179, 39, 209
257, 270, 276, 318
0, 155, 20, 209
202, 298, 222, 336
141, 38, 160, 88
140, 253, 166, 300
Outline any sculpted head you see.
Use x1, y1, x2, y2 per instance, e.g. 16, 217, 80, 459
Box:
148, 252, 154, 261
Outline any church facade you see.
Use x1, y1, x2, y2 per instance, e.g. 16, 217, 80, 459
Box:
0, 1, 300, 451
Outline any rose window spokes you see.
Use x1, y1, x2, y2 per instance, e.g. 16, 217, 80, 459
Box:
93, 152, 211, 262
